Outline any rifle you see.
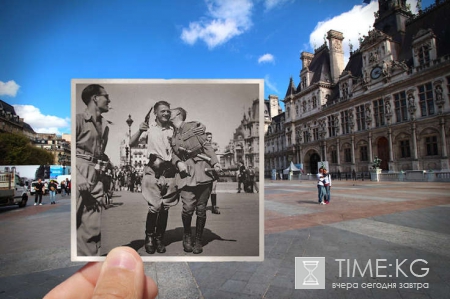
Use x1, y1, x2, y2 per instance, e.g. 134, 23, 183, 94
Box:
144, 107, 153, 125
205, 165, 239, 172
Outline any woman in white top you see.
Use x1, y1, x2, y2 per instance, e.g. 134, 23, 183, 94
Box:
323, 169, 332, 204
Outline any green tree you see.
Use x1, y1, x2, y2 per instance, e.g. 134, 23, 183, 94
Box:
0, 133, 54, 165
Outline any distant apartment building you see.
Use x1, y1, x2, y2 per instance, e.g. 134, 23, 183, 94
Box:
0, 99, 71, 166
33, 133, 71, 166
0, 100, 36, 137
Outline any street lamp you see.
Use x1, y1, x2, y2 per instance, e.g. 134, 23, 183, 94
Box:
126, 115, 134, 166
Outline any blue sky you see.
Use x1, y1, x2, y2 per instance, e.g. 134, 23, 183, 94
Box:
0, 0, 432, 135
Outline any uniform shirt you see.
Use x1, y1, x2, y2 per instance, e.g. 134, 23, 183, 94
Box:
142, 121, 174, 161
171, 121, 219, 186
76, 110, 110, 159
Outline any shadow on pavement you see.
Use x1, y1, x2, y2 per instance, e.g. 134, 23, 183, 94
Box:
122, 227, 237, 253
164, 227, 236, 247
296, 200, 321, 205
121, 239, 146, 252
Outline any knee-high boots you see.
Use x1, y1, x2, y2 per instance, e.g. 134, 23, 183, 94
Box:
211, 194, 220, 214
182, 214, 193, 252
193, 216, 206, 254
145, 212, 157, 254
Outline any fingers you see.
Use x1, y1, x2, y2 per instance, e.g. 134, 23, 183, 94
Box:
92, 246, 157, 299
44, 247, 158, 299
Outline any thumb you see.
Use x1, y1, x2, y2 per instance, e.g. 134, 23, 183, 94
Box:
92, 247, 145, 299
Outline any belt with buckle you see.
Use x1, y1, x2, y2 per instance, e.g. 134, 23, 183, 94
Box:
76, 154, 105, 164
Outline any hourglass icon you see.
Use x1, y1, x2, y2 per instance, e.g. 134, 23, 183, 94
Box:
302, 260, 319, 285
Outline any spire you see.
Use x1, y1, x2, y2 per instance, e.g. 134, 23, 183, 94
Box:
285, 77, 296, 98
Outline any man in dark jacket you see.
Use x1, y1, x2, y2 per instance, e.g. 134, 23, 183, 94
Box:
237, 162, 246, 193
34, 178, 45, 205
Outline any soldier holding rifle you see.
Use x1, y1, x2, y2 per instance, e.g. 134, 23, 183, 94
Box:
170, 107, 222, 254
130, 101, 181, 254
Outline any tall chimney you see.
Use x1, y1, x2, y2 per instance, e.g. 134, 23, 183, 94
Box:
327, 30, 345, 84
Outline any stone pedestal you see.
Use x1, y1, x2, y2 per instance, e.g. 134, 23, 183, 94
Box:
370, 168, 382, 182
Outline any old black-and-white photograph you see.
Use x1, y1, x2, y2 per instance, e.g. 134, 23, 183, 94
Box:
71, 79, 264, 262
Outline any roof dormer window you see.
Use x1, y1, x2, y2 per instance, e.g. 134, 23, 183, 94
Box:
412, 29, 436, 68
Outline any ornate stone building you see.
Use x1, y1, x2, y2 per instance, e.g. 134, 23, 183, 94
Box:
282, 0, 450, 174
222, 98, 264, 170
1, 99, 71, 166
264, 95, 288, 177
0, 100, 35, 137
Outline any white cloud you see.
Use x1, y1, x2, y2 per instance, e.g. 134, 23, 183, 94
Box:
309, 0, 421, 64
181, 0, 253, 49
0, 80, 20, 97
264, 0, 294, 11
265, 74, 279, 93
13, 105, 70, 135
309, 1, 378, 63
258, 53, 275, 64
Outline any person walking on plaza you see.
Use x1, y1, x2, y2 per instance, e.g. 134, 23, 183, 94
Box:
34, 178, 45, 205
76, 84, 111, 256
316, 167, 326, 204
170, 107, 222, 254
48, 180, 57, 204
130, 101, 181, 254
247, 165, 258, 193
205, 132, 220, 214
65, 178, 71, 196
60, 180, 66, 196
237, 162, 246, 193
323, 168, 332, 204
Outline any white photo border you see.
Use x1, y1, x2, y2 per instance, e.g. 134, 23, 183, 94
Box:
71, 78, 264, 262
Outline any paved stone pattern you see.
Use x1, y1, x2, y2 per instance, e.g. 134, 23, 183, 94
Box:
1, 181, 450, 298
188, 180, 450, 298
101, 190, 260, 258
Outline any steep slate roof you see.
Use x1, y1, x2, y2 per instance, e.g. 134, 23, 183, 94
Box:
344, 51, 364, 78
296, 82, 302, 93
284, 77, 296, 98
399, 0, 450, 65
272, 111, 285, 124
308, 45, 332, 84
0, 99, 18, 115
22, 122, 36, 133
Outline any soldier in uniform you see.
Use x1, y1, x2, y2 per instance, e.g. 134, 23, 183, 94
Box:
129, 101, 182, 254
205, 132, 220, 214
76, 84, 111, 256
170, 107, 222, 254
237, 162, 246, 193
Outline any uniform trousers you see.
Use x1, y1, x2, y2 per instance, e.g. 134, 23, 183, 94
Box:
76, 159, 104, 256
181, 183, 212, 218
141, 166, 179, 213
